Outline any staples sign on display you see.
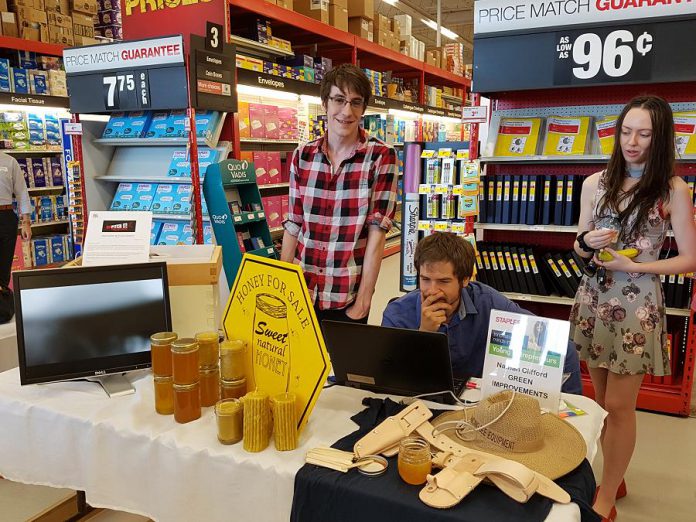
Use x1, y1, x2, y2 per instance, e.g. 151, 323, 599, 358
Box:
481, 310, 568, 413
64, 36, 189, 114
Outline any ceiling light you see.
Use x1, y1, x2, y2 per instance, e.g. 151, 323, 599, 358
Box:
421, 19, 459, 40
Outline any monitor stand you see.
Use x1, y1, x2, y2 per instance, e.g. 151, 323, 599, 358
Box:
87, 374, 136, 397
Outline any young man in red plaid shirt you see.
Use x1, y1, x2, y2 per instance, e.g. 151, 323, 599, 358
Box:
281, 64, 398, 324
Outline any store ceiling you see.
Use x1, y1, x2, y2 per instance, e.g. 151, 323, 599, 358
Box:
375, 0, 474, 63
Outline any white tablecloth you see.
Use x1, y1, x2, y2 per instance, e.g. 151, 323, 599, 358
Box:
0, 368, 606, 522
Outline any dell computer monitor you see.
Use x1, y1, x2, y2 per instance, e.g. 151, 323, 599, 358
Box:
14, 262, 171, 396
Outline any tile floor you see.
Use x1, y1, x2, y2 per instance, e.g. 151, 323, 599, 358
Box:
1, 253, 694, 521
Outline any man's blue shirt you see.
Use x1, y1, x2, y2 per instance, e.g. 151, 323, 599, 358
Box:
381, 282, 582, 394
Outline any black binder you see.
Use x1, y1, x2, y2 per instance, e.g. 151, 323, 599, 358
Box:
483, 246, 503, 291
509, 248, 529, 294
526, 177, 539, 225
494, 178, 504, 223
495, 246, 513, 292
526, 248, 548, 295
543, 253, 574, 297
501, 176, 512, 224
554, 253, 579, 294
511, 177, 521, 224
567, 251, 587, 283
553, 176, 565, 226
517, 247, 538, 295
486, 177, 496, 223
478, 178, 487, 223
519, 176, 529, 225
676, 273, 686, 309
541, 176, 553, 225
478, 247, 491, 286
666, 273, 677, 308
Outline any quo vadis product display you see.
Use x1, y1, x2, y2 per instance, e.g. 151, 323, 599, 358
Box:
673, 111, 696, 155
595, 115, 618, 155
494, 118, 542, 156
541, 116, 591, 156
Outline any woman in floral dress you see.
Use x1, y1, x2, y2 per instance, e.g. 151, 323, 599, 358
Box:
570, 96, 696, 521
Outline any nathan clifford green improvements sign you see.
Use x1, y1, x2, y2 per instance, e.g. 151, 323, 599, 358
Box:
482, 310, 569, 413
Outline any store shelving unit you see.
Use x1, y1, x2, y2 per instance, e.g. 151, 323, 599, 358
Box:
227, 0, 470, 259
0, 36, 64, 56
477, 82, 696, 416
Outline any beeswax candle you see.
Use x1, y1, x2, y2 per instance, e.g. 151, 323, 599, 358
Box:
243, 390, 271, 453
272, 392, 297, 451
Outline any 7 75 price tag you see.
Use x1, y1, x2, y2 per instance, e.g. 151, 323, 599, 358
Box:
102, 70, 150, 110
555, 26, 653, 84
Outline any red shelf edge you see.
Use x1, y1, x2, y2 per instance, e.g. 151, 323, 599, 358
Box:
423, 62, 471, 88
0, 36, 64, 56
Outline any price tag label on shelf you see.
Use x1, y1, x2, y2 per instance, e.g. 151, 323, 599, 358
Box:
64, 36, 187, 113
462, 106, 488, 123
63, 123, 83, 135
417, 221, 431, 231
233, 215, 242, 223
257, 212, 265, 219
453, 185, 464, 196
434, 185, 449, 194
418, 184, 431, 194
438, 148, 453, 158
450, 222, 466, 233
456, 149, 470, 160
434, 221, 449, 232
420, 150, 436, 159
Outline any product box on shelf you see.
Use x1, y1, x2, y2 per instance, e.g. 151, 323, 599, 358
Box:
151, 183, 175, 213
171, 183, 192, 214
674, 111, 696, 155
110, 182, 135, 210
347, 0, 372, 19
72, 12, 95, 37
348, 17, 372, 40
542, 116, 591, 156
329, 4, 347, 31
28, 70, 48, 94
294, 0, 329, 23
277, 107, 298, 140
157, 221, 186, 245
31, 237, 49, 267
38, 195, 54, 222
0, 59, 10, 92
96, 9, 120, 25
30, 158, 46, 187
236, 55, 264, 72
267, 152, 282, 184
0, 12, 18, 38
71, 0, 97, 14
121, 111, 152, 138
11, 68, 28, 93
44, 0, 69, 12
238, 102, 251, 138
97, 0, 119, 10
131, 183, 157, 211
252, 151, 269, 185
150, 220, 163, 244
167, 148, 219, 178
195, 111, 218, 141
95, 24, 122, 40
46, 10, 70, 27
102, 112, 128, 138
249, 104, 265, 139
494, 117, 543, 157
49, 156, 63, 186
281, 194, 289, 221
145, 111, 170, 138
263, 105, 279, 139
49, 234, 65, 263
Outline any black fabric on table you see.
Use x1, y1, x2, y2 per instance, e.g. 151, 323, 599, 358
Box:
291, 397, 600, 522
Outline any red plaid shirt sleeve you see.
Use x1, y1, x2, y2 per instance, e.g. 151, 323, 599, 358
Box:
281, 130, 398, 310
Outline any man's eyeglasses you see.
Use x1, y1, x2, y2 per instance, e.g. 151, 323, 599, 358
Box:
327, 95, 365, 109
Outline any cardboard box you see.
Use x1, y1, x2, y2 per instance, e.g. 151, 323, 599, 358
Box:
394, 13, 411, 37
9, 0, 44, 9
47, 11, 71, 28
71, 0, 97, 14
347, 16, 371, 39
331, 0, 346, 6
238, 101, 250, 138
72, 11, 94, 37
96, 9, 120, 25
19, 22, 48, 42
294, 0, 329, 23
253, 151, 269, 185
44, 0, 68, 11
0, 12, 18, 37
347, 0, 372, 20
0, 0, 6, 10
373, 12, 389, 33
276, 0, 293, 8
374, 29, 387, 47
248, 103, 265, 139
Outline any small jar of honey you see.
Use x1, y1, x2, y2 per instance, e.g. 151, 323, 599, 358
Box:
173, 382, 201, 424
153, 375, 174, 415
171, 338, 199, 385
150, 332, 177, 377
200, 366, 220, 407
221, 377, 247, 400
195, 331, 220, 369
215, 399, 243, 445
397, 437, 432, 485
220, 339, 246, 381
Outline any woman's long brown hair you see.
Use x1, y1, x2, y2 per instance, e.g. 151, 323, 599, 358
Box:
598, 95, 675, 240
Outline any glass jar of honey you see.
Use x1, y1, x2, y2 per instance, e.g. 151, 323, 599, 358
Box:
221, 377, 246, 400
397, 437, 432, 485
150, 332, 177, 377
215, 399, 243, 445
195, 331, 220, 369
220, 339, 246, 381
173, 382, 201, 424
153, 375, 174, 415
171, 338, 199, 385
200, 366, 220, 407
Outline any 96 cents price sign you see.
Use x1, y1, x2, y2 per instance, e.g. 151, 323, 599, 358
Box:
554, 25, 654, 85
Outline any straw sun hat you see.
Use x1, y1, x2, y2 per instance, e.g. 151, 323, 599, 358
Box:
431, 390, 587, 480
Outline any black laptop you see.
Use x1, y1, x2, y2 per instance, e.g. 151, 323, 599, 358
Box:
322, 321, 469, 404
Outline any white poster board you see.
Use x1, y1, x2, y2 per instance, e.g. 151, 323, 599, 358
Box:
481, 310, 568, 413
82, 211, 152, 267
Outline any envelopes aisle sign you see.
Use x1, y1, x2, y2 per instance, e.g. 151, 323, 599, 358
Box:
223, 254, 330, 433
481, 310, 568, 413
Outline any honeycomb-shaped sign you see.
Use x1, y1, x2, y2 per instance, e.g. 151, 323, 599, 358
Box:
223, 254, 330, 433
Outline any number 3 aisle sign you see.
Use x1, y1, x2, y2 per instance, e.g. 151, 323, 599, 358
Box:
64, 36, 189, 114
473, 0, 696, 92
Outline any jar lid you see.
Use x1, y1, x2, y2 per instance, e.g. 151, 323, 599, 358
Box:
221, 377, 246, 386
173, 382, 199, 391
150, 332, 178, 345
356, 455, 388, 476
171, 338, 198, 353
195, 331, 219, 342
153, 375, 173, 383
200, 366, 220, 375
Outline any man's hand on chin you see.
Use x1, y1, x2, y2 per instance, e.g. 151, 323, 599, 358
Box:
419, 291, 452, 332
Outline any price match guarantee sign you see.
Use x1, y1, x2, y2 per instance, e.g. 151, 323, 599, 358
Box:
481, 310, 569, 413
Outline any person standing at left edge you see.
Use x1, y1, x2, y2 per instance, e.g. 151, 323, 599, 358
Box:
281, 64, 398, 325
0, 152, 31, 291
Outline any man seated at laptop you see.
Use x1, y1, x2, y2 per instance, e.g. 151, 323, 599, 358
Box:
382, 233, 582, 394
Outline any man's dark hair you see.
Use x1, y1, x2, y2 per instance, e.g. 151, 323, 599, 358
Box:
414, 233, 475, 282
319, 63, 372, 109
